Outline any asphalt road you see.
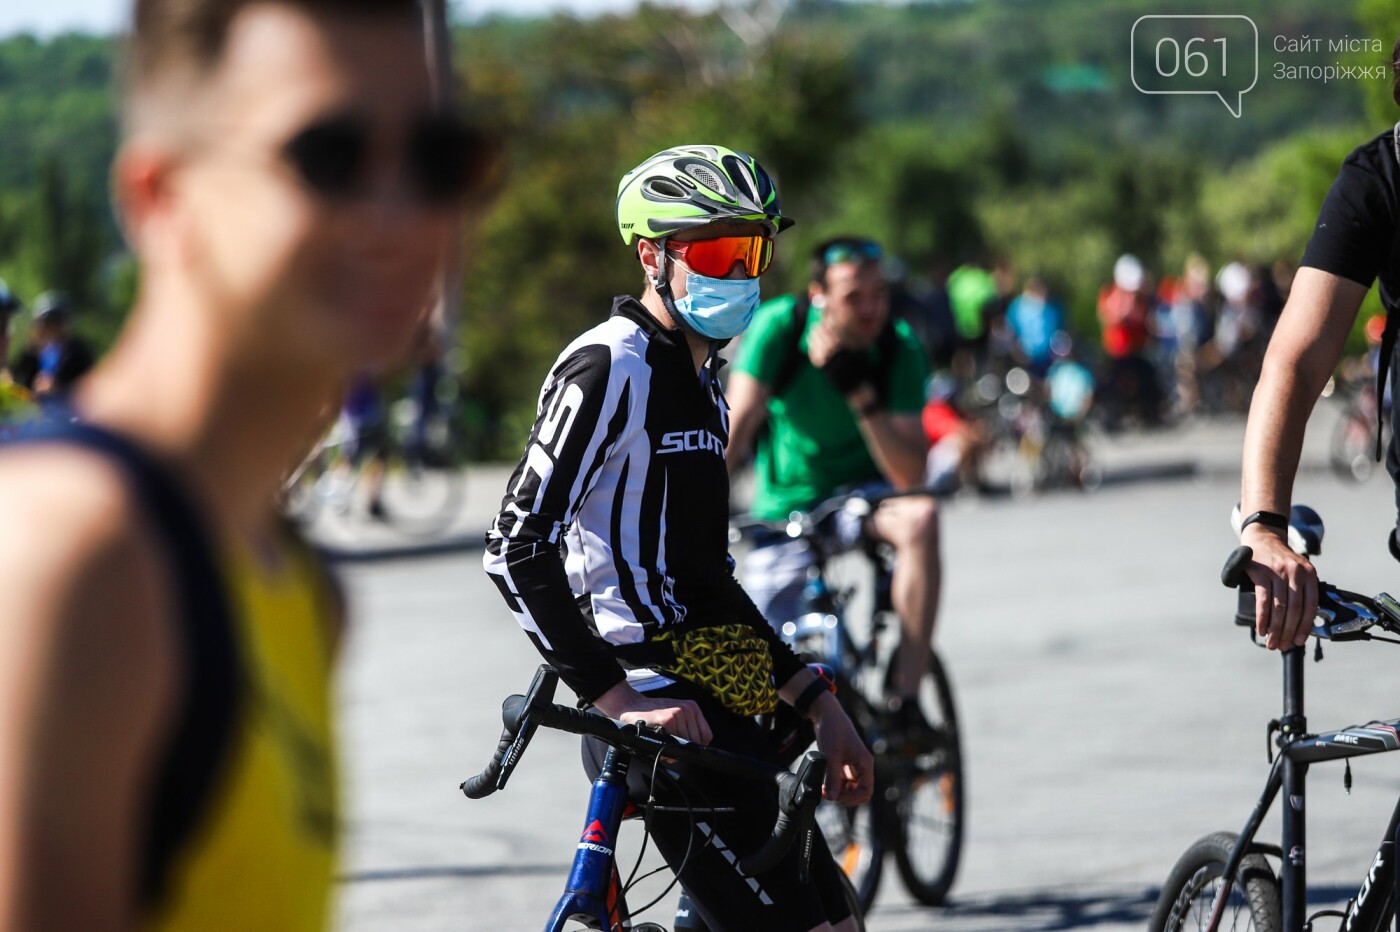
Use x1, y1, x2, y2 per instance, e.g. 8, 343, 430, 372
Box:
332, 426, 1400, 931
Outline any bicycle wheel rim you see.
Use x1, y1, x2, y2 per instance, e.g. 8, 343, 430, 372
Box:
379, 456, 466, 537
1164, 864, 1268, 932
888, 649, 964, 904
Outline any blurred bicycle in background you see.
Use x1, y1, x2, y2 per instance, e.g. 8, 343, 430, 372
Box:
283, 371, 467, 539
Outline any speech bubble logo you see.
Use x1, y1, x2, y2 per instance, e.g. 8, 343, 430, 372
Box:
1131, 15, 1259, 118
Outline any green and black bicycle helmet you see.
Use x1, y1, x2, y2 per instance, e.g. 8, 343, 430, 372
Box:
615, 145, 793, 245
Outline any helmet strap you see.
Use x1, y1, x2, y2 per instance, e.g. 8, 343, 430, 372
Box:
650, 236, 716, 348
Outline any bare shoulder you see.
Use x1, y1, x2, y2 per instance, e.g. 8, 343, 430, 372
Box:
0, 444, 179, 721
0, 446, 182, 928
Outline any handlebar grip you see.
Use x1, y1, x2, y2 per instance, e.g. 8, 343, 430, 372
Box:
739, 751, 826, 877
541, 702, 610, 736
1221, 546, 1258, 628
1221, 546, 1253, 590
460, 694, 530, 799
739, 792, 797, 876
461, 724, 515, 799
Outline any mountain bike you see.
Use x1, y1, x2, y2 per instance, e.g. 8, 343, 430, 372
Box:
461, 665, 865, 931
734, 487, 965, 911
1150, 506, 1400, 932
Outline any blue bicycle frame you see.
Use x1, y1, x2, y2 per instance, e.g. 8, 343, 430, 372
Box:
544, 747, 636, 932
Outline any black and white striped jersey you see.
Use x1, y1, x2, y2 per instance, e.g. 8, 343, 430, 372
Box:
483, 297, 802, 703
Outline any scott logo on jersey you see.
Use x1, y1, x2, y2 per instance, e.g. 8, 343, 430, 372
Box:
657, 429, 725, 457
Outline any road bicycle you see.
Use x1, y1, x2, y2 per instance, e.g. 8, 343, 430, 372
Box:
734, 487, 964, 911
1150, 505, 1400, 932
282, 395, 466, 539
461, 665, 865, 931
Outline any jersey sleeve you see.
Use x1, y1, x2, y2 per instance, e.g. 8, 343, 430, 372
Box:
888, 322, 930, 415
732, 294, 799, 388
1300, 134, 1398, 288
482, 342, 633, 703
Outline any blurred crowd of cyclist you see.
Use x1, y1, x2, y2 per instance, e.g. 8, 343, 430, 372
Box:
804, 249, 1306, 496
0, 282, 95, 423
0, 246, 1322, 507
0, 274, 467, 532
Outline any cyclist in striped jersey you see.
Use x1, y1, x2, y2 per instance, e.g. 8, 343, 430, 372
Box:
484, 146, 872, 931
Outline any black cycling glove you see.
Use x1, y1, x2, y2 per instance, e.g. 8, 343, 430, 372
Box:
820, 347, 875, 398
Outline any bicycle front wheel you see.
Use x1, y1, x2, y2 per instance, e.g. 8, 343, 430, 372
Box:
838, 868, 867, 931
890, 648, 964, 905
816, 786, 883, 914
797, 679, 884, 914
1148, 832, 1280, 932
379, 451, 466, 538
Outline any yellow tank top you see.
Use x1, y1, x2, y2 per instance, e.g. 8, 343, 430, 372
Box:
145, 538, 339, 932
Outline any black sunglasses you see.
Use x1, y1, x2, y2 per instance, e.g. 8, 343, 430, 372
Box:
281, 112, 489, 207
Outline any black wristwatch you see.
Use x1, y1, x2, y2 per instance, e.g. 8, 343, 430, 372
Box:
792, 675, 833, 720
1239, 510, 1289, 534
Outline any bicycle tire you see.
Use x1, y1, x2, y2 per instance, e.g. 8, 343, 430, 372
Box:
889, 648, 964, 905
838, 868, 867, 931
1147, 831, 1281, 932
379, 449, 467, 539
780, 676, 886, 915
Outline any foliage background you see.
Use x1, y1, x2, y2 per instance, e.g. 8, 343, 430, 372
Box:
0, 0, 1396, 456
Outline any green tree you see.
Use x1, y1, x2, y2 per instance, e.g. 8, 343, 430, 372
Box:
1355, 0, 1400, 126
454, 9, 859, 457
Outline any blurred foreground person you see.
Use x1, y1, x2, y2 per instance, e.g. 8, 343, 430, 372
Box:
1240, 38, 1400, 652
0, 0, 478, 929
10, 292, 96, 401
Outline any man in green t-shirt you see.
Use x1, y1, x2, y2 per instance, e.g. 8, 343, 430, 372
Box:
727, 236, 940, 726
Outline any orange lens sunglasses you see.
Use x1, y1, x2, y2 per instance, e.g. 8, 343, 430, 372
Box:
667, 235, 775, 279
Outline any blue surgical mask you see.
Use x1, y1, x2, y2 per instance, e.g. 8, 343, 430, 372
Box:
673, 271, 761, 340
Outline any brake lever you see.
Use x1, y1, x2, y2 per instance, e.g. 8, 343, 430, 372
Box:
496, 666, 560, 791
791, 752, 826, 884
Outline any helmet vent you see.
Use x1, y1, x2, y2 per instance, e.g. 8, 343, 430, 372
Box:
643, 177, 690, 200
685, 163, 726, 195
723, 155, 759, 202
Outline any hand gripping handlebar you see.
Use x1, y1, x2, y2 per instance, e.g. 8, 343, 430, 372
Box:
460, 666, 828, 878
1220, 545, 1400, 641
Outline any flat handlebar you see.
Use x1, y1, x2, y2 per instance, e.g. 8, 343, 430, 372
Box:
460, 666, 827, 878
1221, 545, 1400, 642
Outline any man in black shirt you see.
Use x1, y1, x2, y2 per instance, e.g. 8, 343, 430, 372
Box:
484, 145, 871, 932
10, 293, 95, 399
1240, 39, 1400, 650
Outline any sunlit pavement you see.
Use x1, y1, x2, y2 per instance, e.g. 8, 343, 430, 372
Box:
334, 404, 1400, 930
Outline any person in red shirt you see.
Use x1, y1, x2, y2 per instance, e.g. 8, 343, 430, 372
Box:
1097, 254, 1163, 428
920, 376, 986, 494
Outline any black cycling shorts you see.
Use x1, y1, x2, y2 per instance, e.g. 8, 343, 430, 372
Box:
581, 680, 852, 931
